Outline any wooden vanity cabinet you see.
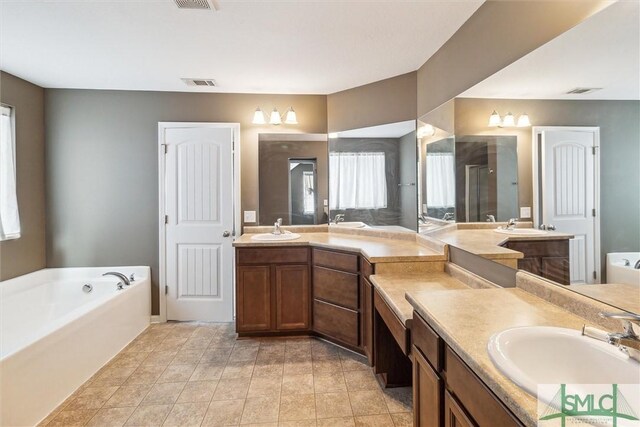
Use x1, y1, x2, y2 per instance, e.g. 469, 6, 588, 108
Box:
502, 239, 570, 285
412, 311, 524, 427
236, 247, 310, 334
360, 258, 375, 365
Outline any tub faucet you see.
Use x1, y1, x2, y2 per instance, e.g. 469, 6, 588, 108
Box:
635, 260, 640, 269
442, 212, 455, 221
331, 214, 345, 225
486, 215, 496, 222
103, 272, 131, 287
272, 218, 283, 235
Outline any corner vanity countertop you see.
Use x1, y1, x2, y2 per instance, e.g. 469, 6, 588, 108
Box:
369, 273, 469, 327
429, 228, 573, 260
566, 283, 640, 314
233, 232, 446, 263
406, 288, 593, 427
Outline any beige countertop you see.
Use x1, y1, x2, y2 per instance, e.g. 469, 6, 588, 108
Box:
429, 228, 573, 260
406, 288, 598, 427
566, 283, 640, 314
369, 273, 469, 327
233, 232, 446, 263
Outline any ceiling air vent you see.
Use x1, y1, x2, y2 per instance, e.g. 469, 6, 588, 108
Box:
174, 0, 211, 10
566, 87, 602, 95
182, 78, 217, 87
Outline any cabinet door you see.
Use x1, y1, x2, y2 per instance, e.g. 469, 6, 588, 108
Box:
444, 390, 476, 427
413, 346, 442, 427
517, 257, 541, 275
275, 265, 310, 330
361, 276, 374, 365
541, 257, 570, 285
236, 266, 272, 332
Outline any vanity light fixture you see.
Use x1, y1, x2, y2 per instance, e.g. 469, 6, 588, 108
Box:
488, 111, 531, 128
252, 106, 298, 125
417, 124, 437, 138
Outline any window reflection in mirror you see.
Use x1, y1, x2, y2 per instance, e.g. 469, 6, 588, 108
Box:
329, 120, 417, 232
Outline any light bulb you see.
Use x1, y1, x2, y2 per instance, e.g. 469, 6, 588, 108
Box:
502, 112, 516, 127
269, 108, 281, 125
488, 110, 502, 127
517, 113, 531, 127
284, 107, 298, 125
252, 107, 266, 125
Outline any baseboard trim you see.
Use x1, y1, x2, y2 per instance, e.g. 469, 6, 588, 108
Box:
150, 315, 163, 323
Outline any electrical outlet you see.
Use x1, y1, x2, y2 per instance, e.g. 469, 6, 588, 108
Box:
520, 207, 531, 219
243, 210, 256, 223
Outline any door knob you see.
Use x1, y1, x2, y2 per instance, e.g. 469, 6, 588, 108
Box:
222, 231, 231, 237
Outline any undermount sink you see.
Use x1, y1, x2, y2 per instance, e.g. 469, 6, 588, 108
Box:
494, 228, 548, 236
488, 327, 639, 398
250, 232, 301, 241
331, 221, 367, 229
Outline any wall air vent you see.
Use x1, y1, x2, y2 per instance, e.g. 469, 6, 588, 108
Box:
174, 0, 211, 10
182, 78, 217, 87
566, 87, 602, 95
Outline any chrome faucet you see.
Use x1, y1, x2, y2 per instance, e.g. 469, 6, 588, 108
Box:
584, 312, 640, 362
486, 214, 496, 223
103, 271, 131, 289
634, 260, 640, 269
331, 214, 345, 225
272, 218, 283, 235
442, 212, 455, 221
506, 218, 518, 230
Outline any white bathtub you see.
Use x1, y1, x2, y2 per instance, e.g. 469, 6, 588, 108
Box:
607, 253, 640, 287
0, 266, 151, 426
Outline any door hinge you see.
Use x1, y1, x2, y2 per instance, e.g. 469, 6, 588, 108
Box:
592, 146, 597, 155
164, 215, 168, 224
592, 208, 596, 217
161, 144, 167, 154
165, 285, 168, 295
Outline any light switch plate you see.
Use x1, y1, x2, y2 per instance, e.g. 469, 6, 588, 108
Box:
323, 199, 328, 207
520, 207, 531, 219
244, 210, 256, 223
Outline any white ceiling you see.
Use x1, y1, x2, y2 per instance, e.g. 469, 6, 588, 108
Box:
0, 0, 483, 94
335, 119, 415, 138
461, 1, 640, 100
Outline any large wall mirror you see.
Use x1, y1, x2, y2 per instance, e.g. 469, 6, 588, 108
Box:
329, 120, 418, 232
258, 133, 329, 225
418, 1, 639, 314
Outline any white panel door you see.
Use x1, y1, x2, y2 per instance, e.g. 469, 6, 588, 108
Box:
540, 129, 598, 284
163, 126, 234, 321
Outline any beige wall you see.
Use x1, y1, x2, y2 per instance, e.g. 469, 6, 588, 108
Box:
0, 72, 46, 280
454, 97, 640, 278
45, 89, 326, 314
417, 0, 610, 117
327, 72, 417, 132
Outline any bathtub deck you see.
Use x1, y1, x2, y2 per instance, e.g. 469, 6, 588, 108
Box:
40, 322, 412, 426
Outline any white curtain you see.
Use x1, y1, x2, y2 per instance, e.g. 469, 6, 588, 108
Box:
329, 152, 387, 210
0, 105, 20, 240
303, 171, 314, 214
426, 153, 455, 208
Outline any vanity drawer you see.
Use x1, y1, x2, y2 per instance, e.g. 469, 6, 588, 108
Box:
313, 266, 359, 310
313, 249, 359, 273
360, 257, 375, 279
412, 311, 443, 372
313, 299, 359, 346
237, 247, 309, 265
445, 347, 523, 427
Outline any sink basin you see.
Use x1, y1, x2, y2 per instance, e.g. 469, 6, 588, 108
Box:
494, 228, 548, 236
250, 232, 301, 241
488, 327, 639, 397
331, 221, 367, 229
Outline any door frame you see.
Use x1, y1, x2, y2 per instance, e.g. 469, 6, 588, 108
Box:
157, 122, 241, 323
532, 126, 601, 282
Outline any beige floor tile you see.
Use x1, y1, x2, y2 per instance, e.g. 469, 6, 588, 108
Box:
343, 371, 380, 392
111, 352, 149, 369
316, 417, 355, 427
182, 337, 213, 350
314, 372, 348, 393
257, 352, 285, 364
315, 392, 353, 419
91, 366, 137, 387
354, 414, 395, 427
253, 361, 285, 378
348, 391, 388, 416
247, 376, 282, 398
241, 396, 280, 425
162, 402, 208, 426
312, 359, 342, 375
382, 387, 412, 413
390, 412, 412, 427
141, 382, 186, 405
230, 345, 260, 361
125, 404, 172, 426
279, 420, 316, 427
65, 385, 119, 409
202, 399, 245, 426
158, 364, 196, 383
177, 380, 218, 403
279, 394, 316, 421
104, 384, 153, 408
156, 338, 188, 352
171, 349, 205, 365
48, 409, 98, 426
283, 359, 313, 376
339, 353, 370, 372
86, 407, 136, 427
142, 350, 178, 367
222, 360, 255, 379
201, 347, 233, 364
190, 363, 225, 381
212, 377, 251, 400
282, 374, 314, 395
126, 364, 167, 385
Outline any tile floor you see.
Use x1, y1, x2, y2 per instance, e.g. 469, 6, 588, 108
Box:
40, 322, 412, 427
